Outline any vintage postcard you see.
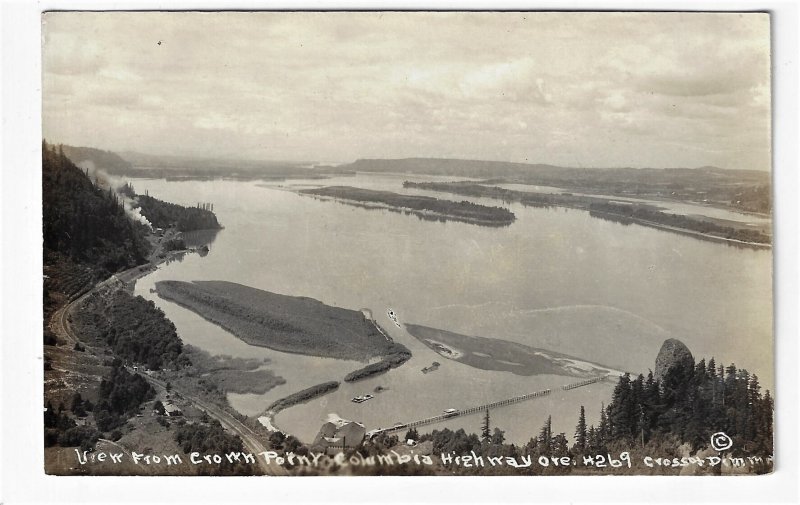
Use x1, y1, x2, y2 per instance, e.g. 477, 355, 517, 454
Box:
41, 11, 773, 477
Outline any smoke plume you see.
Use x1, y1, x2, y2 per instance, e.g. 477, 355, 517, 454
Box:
77, 160, 153, 228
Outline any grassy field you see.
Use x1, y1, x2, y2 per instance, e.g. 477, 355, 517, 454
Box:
179, 345, 286, 395
155, 280, 396, 361
405, 324, 617, 378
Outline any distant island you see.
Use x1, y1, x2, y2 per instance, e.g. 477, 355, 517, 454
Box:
403, 181, 771, 246
154, 280, 405, 362
298, 185, 516, 227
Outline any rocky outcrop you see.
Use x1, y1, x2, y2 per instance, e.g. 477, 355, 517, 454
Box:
654, 338, 694, 381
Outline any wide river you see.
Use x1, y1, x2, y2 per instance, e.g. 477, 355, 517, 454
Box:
132, 173, 772, 444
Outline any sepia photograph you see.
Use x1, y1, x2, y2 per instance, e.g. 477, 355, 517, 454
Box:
4, 0, 800, 499
36, 10, 779, 479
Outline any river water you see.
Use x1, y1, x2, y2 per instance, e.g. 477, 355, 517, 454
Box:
131, 173, 772, 444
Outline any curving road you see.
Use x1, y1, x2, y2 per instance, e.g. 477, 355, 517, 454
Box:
52, 250, 288, 476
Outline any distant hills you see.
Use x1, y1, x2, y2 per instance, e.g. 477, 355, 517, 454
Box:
59, 145, 338, 180
343, 157, 769, 183
342, 158, 771, 213
61, 145, 135, 175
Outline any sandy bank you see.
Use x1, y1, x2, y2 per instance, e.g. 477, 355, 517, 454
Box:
405, 323, 618, 378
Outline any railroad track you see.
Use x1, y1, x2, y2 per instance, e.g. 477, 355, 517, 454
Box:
51, 255, 288, 476
137, 372, 287, 476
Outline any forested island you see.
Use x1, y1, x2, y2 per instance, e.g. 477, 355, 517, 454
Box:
154, 280, 407, 362
403, 181, 771, 246
299, 186, 515, 227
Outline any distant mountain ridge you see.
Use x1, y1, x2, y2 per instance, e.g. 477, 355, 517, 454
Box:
60, 145, 134, 175
344, 158, 767, 180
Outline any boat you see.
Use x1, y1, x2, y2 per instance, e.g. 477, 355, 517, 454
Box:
422, 361, 440, 374
351, 394, 374, 403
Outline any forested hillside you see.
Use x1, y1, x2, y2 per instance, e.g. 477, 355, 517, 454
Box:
583, 360, 773, 457
43, 141, 152, 327
43, 141, 151, 277
365, 351, 773, 476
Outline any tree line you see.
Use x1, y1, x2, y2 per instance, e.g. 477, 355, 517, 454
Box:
74, 290, 188, 371
574, 359, 773, 458
136, 194, 221, 232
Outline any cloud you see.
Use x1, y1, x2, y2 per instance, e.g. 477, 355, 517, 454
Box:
42, 12, 771, 170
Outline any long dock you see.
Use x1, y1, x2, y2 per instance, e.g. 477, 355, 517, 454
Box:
367, 375, 610, 437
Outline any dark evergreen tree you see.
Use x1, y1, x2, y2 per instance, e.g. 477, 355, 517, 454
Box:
608, 373, 636, 441
574, 405, 587, 453
598, 402, 610, 447
481, 409, 491, 443
537, 416, 552, 455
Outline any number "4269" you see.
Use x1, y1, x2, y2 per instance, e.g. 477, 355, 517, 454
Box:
582, 452, 632, 468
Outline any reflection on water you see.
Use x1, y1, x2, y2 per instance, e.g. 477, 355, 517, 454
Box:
131, 174, 772, 444
181, 228, 221, 249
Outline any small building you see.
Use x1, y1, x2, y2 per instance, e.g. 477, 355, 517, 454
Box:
163, 402, 183, 417
312, 418, 366, 452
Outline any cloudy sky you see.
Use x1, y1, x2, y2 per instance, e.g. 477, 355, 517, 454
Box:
42, 11, 770, 169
